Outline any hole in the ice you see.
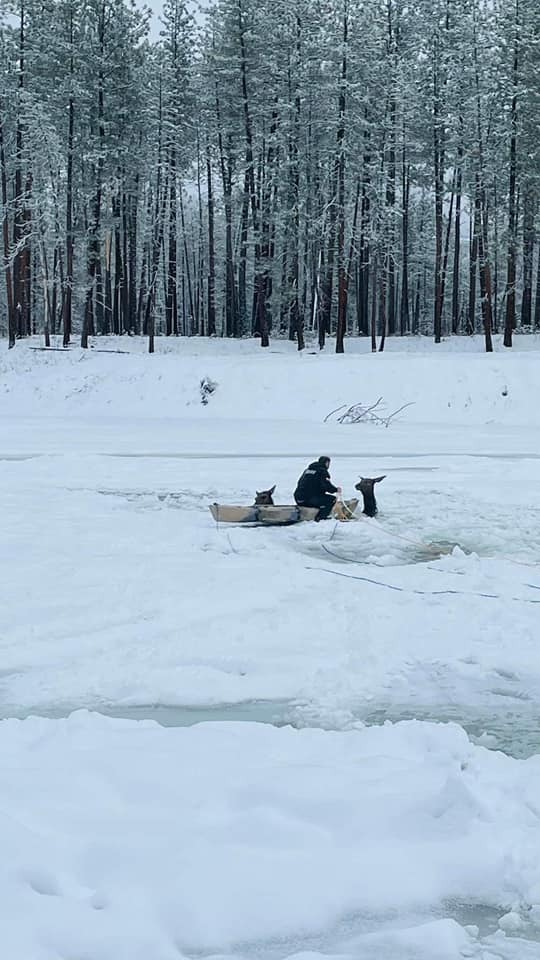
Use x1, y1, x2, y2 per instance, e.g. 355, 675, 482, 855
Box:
6, 700, 540, 759
2, 699, 296, 729
179, 901, 512, 960
352, 703, 540, 759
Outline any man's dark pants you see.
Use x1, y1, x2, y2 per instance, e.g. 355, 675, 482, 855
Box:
296, 496, 336, 521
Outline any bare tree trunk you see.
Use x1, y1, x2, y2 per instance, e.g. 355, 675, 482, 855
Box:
165, 147, 178, 336
358, 123, 371, 335
433, 51, 444, 343
287, 17, 304, 351
13, 1, 32, 340
128, 179, 138, 334
145, 80, 168, 352
452, 130, 463, 335
386, 99, 396, 337
0, 103, 15, 348
439, 169, 455, 332
521, 189, 535, 327
468, 199, 479, 335
179, 186, 194, 332
113, 193, 123, 335
104, 230, 112, 334
472, 8, 493, 352
504, 0, 519, 347
206, 140, 216, 337
400, 136, 410, 335
335, 0, 349, 354
370, 251, 378, 351
476, 176, 493, 352
378, 252, 387, 351
534, 243, 540, 331
216, 76, 238, 336
237, 0, 268, 345
81, 1, 107, 349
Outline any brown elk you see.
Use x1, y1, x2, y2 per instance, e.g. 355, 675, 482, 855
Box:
355, 476, 386, 517
254, 485, 276, 505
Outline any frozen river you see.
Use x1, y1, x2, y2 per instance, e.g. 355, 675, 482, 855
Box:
2, 338, 540, 959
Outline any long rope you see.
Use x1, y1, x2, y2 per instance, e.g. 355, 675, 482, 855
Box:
360, 515, 441, 553
307, 565, 540, 604
336, 499, 359, 521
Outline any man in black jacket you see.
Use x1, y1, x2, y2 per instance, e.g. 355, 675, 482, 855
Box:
294, 456, 341, 520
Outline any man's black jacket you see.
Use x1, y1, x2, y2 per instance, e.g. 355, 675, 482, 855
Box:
294, 461, 338, 504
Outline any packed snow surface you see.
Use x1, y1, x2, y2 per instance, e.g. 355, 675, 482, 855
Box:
3, 712, 540, 960
1, 334, 540, 958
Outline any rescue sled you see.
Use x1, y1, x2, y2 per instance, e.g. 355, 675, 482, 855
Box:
209, 498, 359, 526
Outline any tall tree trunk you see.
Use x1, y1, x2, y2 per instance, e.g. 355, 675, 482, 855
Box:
533, 242, 540, 331
13, 1, 32, 339
0, 103, 15, 348
104, 231, 112, 334
378, 252, 387, 351
112, 193, 123, 335
237, 0, 267, 345
386, 97, 396, 337
179, 186, 194, 333
472, 7, 493, 352
216, 72, 237, 336
433, 43, 444, 343
206, 141, 216, 337
521, 189, 535, 327
476, 176, 493, 352
165, 147, 178, 336
452, 130, 463, 335
81, 2, 106, 348
285, 19, 304, 351
358, 123, 371, 335
468, 200, 479, 335
439, 169, 455, 331
335, 0, 349, 354
400, 137, 410, 335
504, 0, 519, 347
62, 3, 75, 347
370, 251, 378, 351
128, 179, 138, 334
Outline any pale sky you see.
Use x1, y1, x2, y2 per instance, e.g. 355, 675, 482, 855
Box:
142, 0, 207, 40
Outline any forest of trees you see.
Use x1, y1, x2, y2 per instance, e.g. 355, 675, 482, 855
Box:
0, 0, 538, 352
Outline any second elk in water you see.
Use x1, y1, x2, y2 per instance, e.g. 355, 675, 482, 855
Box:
355, 476, 386, 517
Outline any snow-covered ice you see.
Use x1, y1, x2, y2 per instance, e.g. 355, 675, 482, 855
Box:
3, 711, 540, 960
1, 334, 540, 958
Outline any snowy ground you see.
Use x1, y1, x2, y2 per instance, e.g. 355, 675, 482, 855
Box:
1, 334, 540, 959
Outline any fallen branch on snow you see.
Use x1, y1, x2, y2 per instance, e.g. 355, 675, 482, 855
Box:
324, 397, 414, 427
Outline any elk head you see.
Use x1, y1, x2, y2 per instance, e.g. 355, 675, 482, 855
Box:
354, 476, 386, 517
254, 485, 276, 505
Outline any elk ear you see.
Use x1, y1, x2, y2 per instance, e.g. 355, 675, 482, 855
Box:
373, 475, 386, 484
269, 485, 276, 494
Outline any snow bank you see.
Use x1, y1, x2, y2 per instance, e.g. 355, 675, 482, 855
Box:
2, 335, 540, 428
2, 711, 540, 960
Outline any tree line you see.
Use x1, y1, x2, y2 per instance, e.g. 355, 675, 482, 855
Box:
0, 0, 538, 353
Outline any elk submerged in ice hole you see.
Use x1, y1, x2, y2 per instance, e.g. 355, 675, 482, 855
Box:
355, 476, 386, 517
